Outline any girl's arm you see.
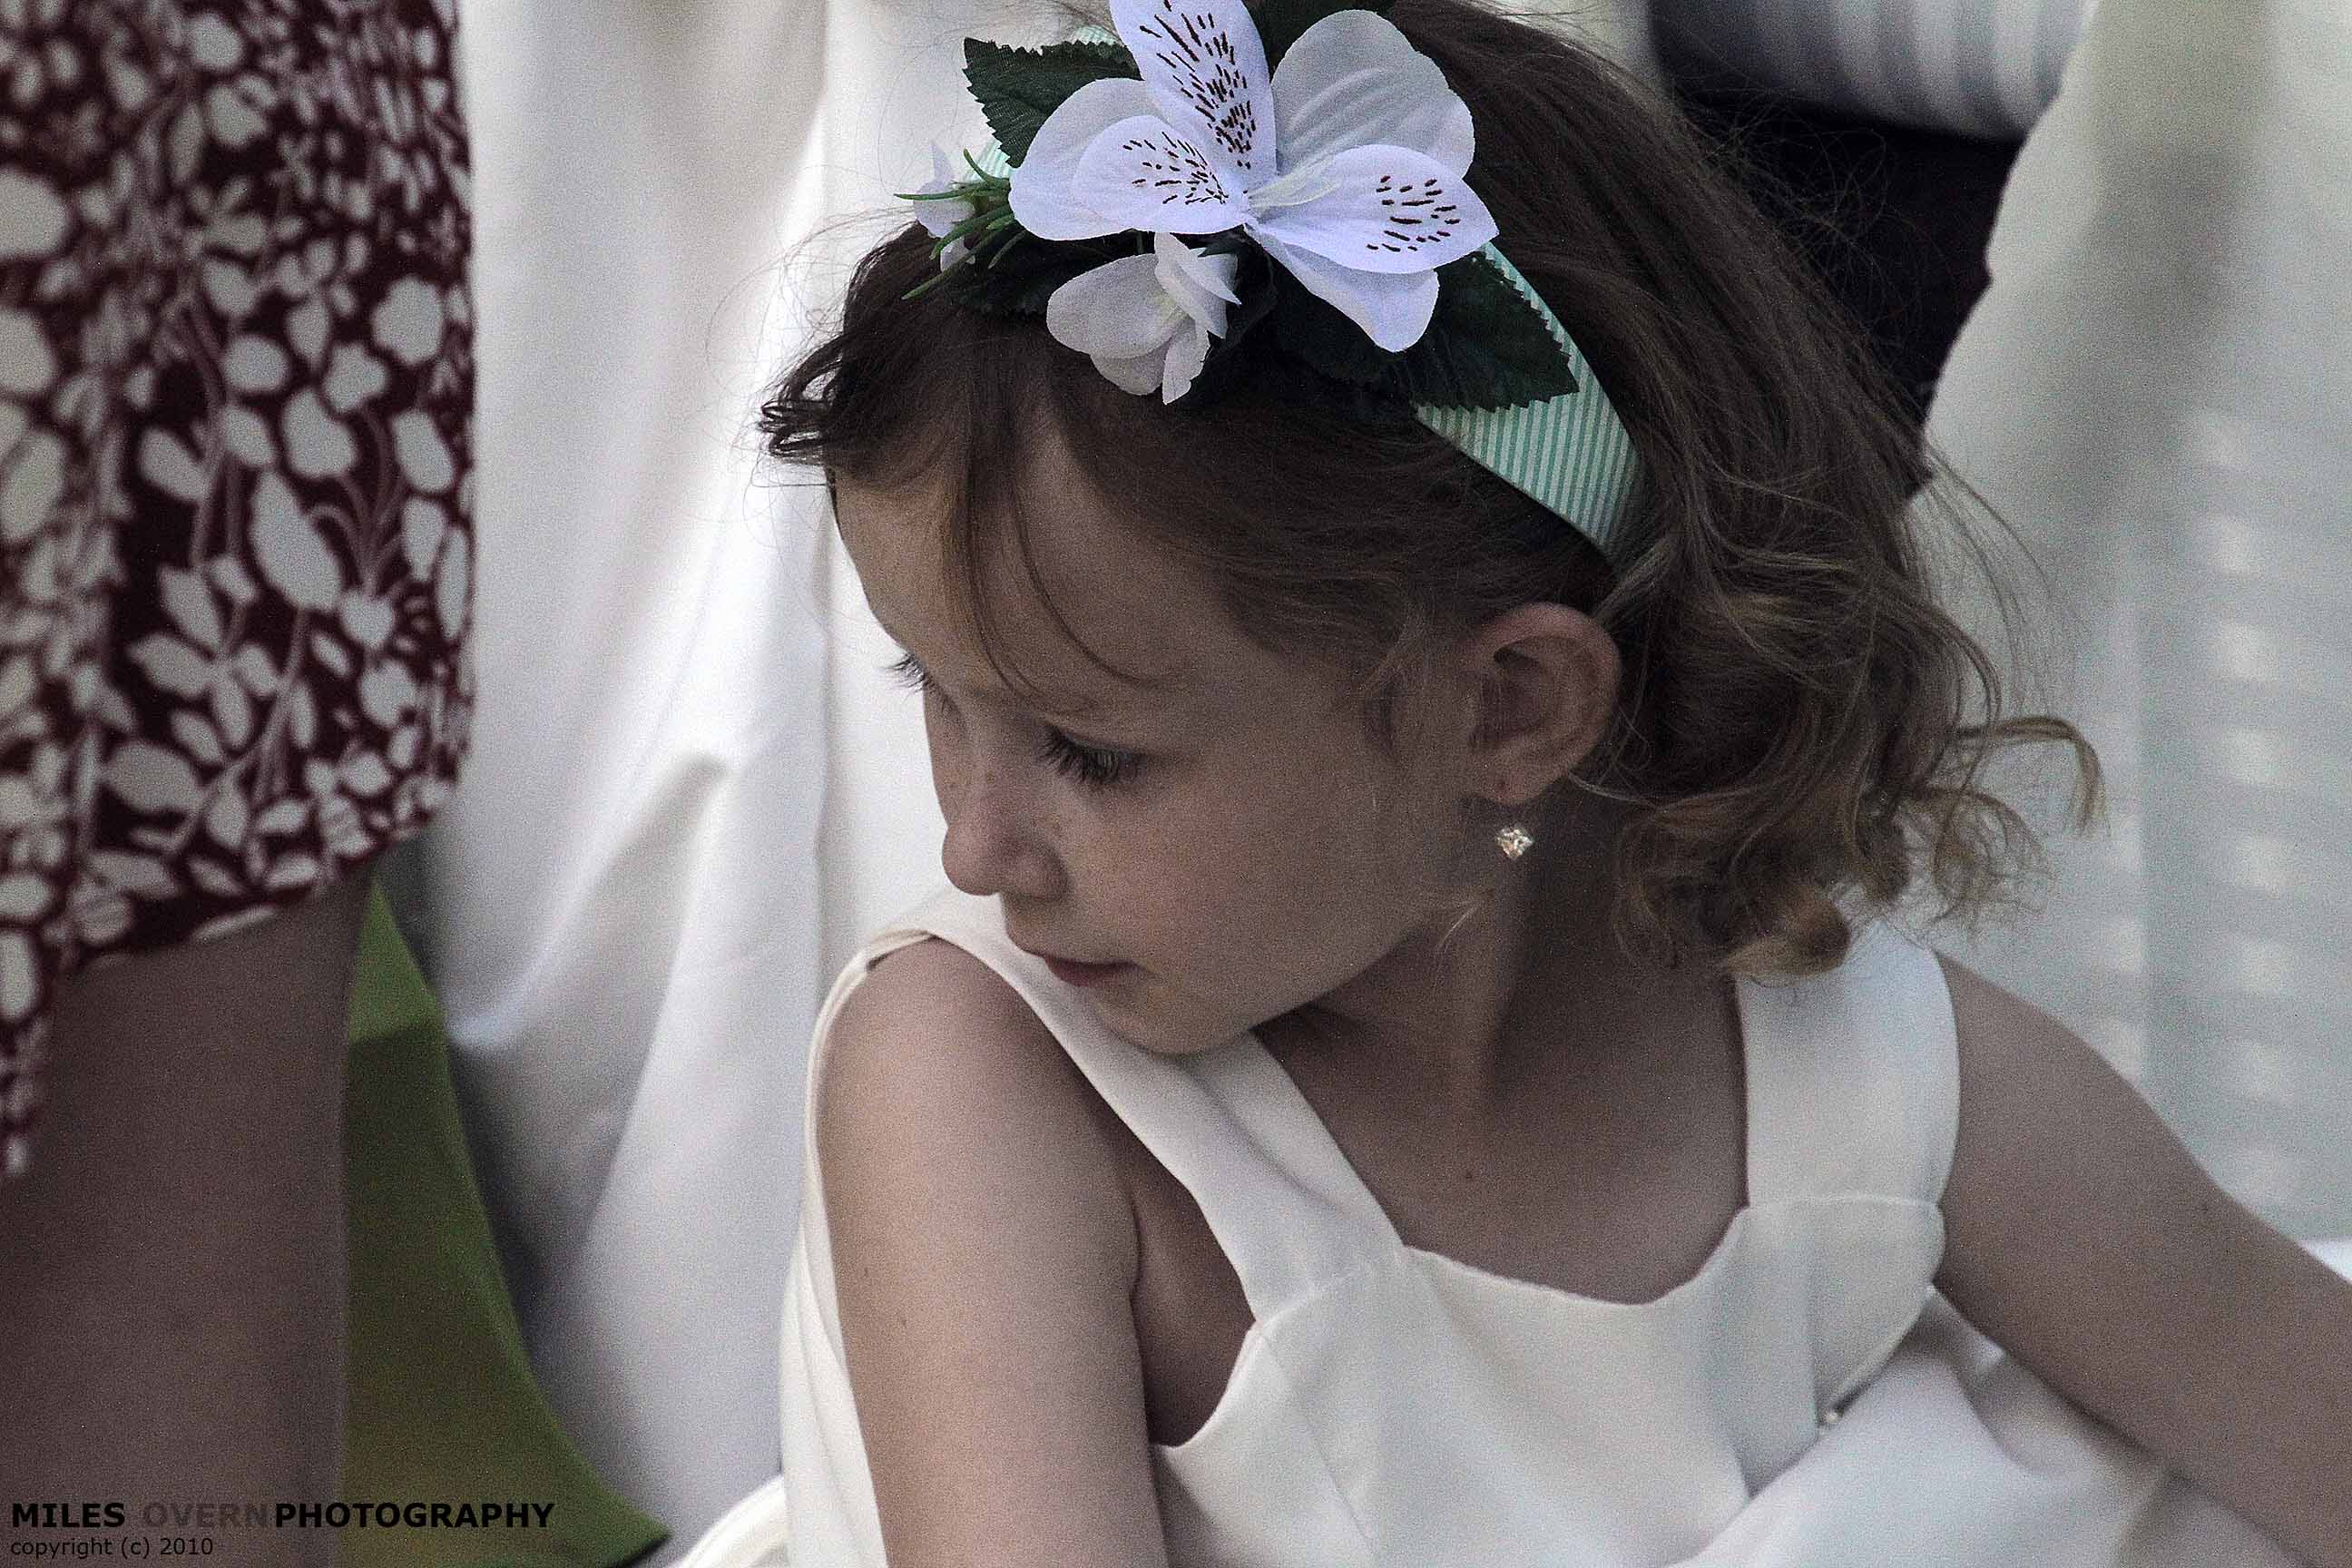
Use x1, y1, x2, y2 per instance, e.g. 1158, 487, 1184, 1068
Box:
818, 936, 1173, 1568
1934, 954, 2352, 1568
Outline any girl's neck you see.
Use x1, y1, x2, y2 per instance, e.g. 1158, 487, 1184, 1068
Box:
1262, 789, 1693, 1132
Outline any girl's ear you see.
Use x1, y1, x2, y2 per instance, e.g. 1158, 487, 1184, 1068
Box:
1456, 602, 1621, 806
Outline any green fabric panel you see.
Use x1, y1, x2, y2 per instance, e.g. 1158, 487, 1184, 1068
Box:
343, 879, 669, 1568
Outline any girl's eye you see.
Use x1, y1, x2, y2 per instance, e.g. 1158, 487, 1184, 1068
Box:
1034, 730, 1139, 789
884, 650, 935, 696
884, 652, 1143, 790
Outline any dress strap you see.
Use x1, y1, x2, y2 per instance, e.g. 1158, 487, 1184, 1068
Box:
1735, 917, 1960, 1208
871, 887, 1398, 1318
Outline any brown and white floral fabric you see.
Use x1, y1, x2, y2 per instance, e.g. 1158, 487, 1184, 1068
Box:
0, 0, 475, 1178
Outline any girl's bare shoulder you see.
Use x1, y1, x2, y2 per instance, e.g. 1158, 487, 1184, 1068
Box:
814, 935, 1167, 1567
818, 934, 1138, 1285
1933, 951, 2352, 1565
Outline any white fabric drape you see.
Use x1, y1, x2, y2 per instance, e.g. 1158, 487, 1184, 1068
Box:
1915, 0, 2352, 1243
395, 2, 838, 1554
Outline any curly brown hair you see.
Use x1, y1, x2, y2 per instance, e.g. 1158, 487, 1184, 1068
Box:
760, 0, 2103, 982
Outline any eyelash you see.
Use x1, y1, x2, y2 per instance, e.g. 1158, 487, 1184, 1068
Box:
884, 652, 1143, 789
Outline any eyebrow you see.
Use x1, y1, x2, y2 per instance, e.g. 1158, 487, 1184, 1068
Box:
871, 616, 1186, 723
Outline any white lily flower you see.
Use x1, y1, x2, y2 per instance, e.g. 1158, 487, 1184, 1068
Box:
1009, 0, 1497, 352
1045, 230, 1242, 402
911, 143, 977, 269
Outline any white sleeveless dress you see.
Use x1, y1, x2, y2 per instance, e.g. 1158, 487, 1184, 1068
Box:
693, 883, 2309, 1568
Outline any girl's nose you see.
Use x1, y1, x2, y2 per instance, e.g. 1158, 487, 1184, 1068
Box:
936, 754, 1064, 902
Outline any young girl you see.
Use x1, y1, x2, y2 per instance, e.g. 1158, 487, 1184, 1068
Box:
740, 0, 2352, 1562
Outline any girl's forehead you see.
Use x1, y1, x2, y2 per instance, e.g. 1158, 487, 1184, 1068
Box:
833, 474, 1227, 711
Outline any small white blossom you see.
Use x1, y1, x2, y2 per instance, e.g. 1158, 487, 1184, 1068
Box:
911, 144, 977, 270
1045, 230, 1240, 402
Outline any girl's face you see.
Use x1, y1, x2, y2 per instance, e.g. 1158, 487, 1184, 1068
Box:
833, 453, 1484, 1059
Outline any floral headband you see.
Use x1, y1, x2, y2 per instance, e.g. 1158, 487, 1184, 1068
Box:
901, 0, 1642, 567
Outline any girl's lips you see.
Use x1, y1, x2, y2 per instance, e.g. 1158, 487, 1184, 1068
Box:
1036, 954, 1127, 986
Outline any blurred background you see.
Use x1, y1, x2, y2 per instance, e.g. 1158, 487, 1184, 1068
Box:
380, 0, 2351, 1556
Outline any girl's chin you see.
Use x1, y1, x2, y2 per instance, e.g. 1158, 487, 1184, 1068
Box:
1085, 984, 1255, 1059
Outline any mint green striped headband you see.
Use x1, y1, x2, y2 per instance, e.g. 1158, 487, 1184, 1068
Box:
1416, 244, 1642, 569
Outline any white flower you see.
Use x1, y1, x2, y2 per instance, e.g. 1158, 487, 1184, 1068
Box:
1009, 0, 1496, 352
1046, 230, 1241, 402
911, 143, 978, 270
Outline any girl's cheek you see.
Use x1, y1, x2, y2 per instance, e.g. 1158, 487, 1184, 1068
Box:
921, 715, 959, 801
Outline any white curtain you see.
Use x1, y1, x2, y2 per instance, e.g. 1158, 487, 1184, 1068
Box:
1916, 0, 2352, 1245
397, 1, 834, 1554
406, 0, 2348, 1556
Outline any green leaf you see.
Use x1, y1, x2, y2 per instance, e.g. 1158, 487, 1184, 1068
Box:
1165, 251, 1284, 409
1251, 0, 1395, 71
1213, 247, 1580, 411
1220, 251, 1283, 348
1397, 252, 1581, 409
1269, 269, 1397, 387
964, 39, 1139, 166
1266, 251, 1579, 409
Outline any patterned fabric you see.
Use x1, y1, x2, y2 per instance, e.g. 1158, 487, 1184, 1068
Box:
0, 0, 475, 1179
